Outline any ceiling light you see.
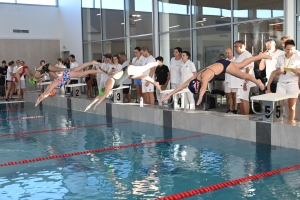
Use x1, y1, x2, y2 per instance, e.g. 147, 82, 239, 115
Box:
132, 14, 141, 17
221, 16, 229, 18
196, 18, 206, 23
121, 23, 124, 25
134, 19, 142, 22
169, 25, 179, 29
97, 13, 101, 16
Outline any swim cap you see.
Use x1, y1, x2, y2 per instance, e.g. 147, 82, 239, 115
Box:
98, 88, 106, 96
29, 77, 36, 85
188, 79, 200, 94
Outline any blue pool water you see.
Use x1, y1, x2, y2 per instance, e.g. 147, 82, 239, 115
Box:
0, 102, 300, 199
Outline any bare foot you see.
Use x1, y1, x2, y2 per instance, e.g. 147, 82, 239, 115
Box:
259, 52, 272, 60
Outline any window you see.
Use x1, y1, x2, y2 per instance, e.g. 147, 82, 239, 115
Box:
17, 0, 57, 6
0, 0, 15, 3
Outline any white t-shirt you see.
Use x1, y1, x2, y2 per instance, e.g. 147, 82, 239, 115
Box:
122, 60, 131, 84
113, 64, 123, 72
170, 57, 183, 85
276, 53, 300, 82
229, 51, 255, 88
132, 56, 145, 66
6, 67, 14, 81
55, 64, 66, 77
141, 55, 156, 81
264, 49, 283, 79
70, 61, 79, 80
100, 62, 110, 82
180, 60, 196, 85
225, 57, 236, 82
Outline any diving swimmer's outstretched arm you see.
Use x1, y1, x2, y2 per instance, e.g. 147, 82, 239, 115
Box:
160, 74, 197, 102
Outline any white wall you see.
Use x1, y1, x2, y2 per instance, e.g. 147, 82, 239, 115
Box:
58, 0, 83, 65
0, 3, 60, 39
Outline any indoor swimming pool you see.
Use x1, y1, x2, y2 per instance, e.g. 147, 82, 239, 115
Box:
0, 102, 300, 199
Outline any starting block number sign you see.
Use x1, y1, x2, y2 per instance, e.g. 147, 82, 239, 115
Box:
160, 89, 189, 110
251, 93, 295, 122
112, 86, 129, 103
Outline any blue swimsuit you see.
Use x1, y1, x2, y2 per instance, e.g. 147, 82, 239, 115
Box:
197, 59, 231, 82
57, 69, 71, 88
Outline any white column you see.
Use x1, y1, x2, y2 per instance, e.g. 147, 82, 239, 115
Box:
153, 0, 159, 56
284, 0, 296, 39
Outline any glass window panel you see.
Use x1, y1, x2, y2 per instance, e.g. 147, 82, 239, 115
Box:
159, 31, 190, 68
17, 0, 56, 6
193, 26, 231, 69
82, 0, 93, 8
83, 42, 102, 63
103, 39, 125, 56
257, 9, 272, 18
102, 0, 124, 10
135, 0, 152, 12
297, 0, 300, 14
129, 35, 153, 61
233, 0, 283, 22
82, 8, 102, 42
95, 0, 100, 8
0, 0, 15, 3
126, 0, 152, 36
159, 0, 190, 32
102, 0, 124, 39
272, 10, 284, 17
234, 19, 284, 55
192, 0, 231, 28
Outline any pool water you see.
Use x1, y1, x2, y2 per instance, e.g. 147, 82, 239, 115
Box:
0, 102, 300, 199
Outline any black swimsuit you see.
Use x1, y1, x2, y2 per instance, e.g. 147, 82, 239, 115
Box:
112, 66, 131, 89
197, 59, 231, 82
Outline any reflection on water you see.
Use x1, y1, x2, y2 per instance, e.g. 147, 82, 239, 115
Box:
0, 103, 300, 199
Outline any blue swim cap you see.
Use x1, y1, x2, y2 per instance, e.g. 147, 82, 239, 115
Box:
188, 79, 200, 94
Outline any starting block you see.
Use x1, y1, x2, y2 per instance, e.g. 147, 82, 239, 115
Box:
112, 85, 129, 103
250, 93, 295, 122
65, 83, 86, 98
160, 89, 189, 110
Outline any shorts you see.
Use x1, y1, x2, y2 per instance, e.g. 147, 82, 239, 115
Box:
122, 84, 131, 94
142, 81, 154, 93
224, 82, 237, 93
17, 80, 26, 89
276, 81, 299, 98
134, 79, 142, 86
236, 86, 250, 103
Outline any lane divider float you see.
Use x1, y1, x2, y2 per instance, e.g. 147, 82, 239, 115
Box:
0, 133, 206, 167
0, 112, 81, 121
156, 163, 300, 200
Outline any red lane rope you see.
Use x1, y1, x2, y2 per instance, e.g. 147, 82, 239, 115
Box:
0, 133, 206, 167
156, 164, 300, 200
0, 112, 81, 121
0, 120, 131, 137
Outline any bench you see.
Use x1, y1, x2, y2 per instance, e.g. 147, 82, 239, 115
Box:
160, 89, 189, 110
111, 85, 130, 103
250, 93, 295, 122
65, 83, 87, 98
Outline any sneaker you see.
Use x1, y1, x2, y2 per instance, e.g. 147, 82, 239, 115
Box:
10, 97, 14, 100
232, 110, 238, 114
5, 98, 9, 102
226, 110, 233, 113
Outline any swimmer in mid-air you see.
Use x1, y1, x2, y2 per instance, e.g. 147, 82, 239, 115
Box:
84, 61, 161, 111
35, 60, 103, 106
161, 52, 272, 106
